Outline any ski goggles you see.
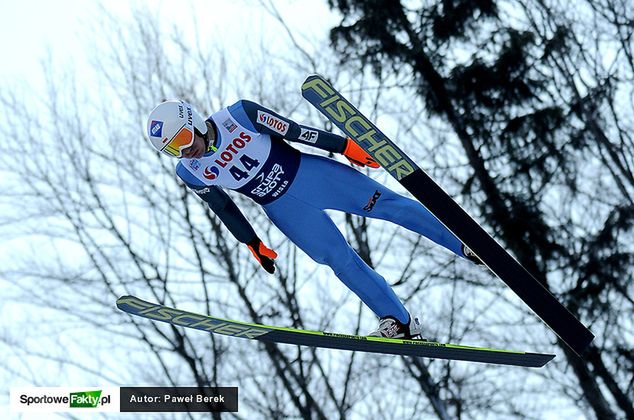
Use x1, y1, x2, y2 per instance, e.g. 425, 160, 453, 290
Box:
162, 125, 194, 158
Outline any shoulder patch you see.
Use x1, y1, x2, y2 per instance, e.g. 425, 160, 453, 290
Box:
257, 110, 289, 136
222, 118, 238, 133
299, 127, 319, 143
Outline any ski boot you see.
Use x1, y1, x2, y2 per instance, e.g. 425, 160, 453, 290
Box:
462, 244, 484, 266
368, 315, 423, 340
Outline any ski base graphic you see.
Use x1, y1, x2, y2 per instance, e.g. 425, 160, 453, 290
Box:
117, 296, 554, 368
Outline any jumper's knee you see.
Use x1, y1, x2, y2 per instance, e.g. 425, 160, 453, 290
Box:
321, 247, 356, 275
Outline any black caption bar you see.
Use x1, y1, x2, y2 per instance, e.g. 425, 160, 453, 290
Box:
120, 387, 238, 412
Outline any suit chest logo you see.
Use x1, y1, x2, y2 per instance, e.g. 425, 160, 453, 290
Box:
204, 131, 261, 182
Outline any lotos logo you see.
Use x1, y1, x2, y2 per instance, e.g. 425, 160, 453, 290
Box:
257, 111, 289, 135
150, 120, 163, 137
214, 132, 253, 168
203, 166, 219, 180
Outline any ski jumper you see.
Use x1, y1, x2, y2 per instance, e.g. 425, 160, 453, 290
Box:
176, 100, 465, 323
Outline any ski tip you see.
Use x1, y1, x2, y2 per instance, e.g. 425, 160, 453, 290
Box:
116, 296, 127, 311
116, 295, 133, 305
116, 295, 148, 312
301, 74, 333, 95
302, 74, 322, 84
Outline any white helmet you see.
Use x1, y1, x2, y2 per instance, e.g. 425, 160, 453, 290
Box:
146, 100, 208, 158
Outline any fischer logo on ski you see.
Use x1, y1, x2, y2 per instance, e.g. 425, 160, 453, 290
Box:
117, 296, 270, 339
301, 77, 416, 180
117, 295, 554, 368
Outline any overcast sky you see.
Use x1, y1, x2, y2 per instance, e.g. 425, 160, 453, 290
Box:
0, 0, 339, 86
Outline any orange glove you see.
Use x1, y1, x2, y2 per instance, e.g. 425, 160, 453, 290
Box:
342, 138, 380, 168
247, 238, 278, 274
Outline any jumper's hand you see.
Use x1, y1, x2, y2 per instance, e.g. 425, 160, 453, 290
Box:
247, 238, 278, 274
342, 137, 380, 168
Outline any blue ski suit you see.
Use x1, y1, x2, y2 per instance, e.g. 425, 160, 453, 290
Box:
175, 100, 466, 324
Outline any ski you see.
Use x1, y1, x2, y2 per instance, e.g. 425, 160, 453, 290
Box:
301, 75, 594, 356
117, 295, 554, 367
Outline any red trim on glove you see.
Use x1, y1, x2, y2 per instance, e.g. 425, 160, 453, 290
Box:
247, 238, 278, 274
343, 138, 380, 168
